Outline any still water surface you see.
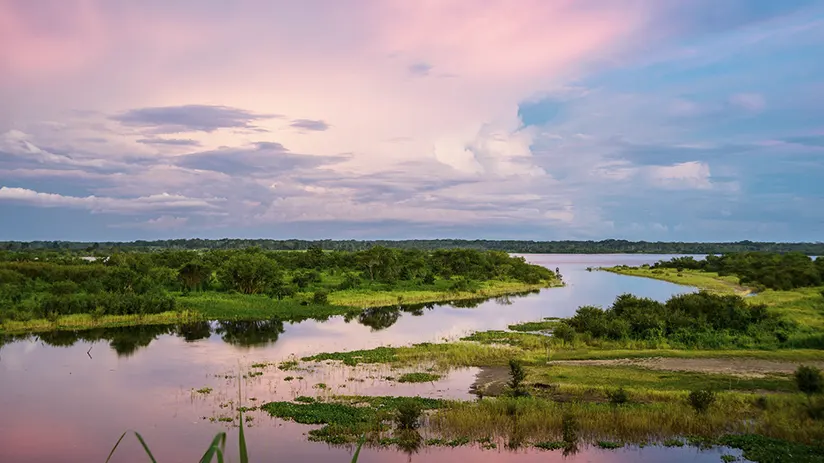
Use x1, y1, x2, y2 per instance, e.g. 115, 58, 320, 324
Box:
0, 254, 745, 462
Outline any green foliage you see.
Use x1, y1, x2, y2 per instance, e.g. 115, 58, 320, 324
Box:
596, 440, 622, 449
688, 389, 716, 413
396, 372, 441, 383
565, 291, 783, 348
217, 252, 280, 294
654, 252, 823, 291
262, 396, 444, 445
313, 290, 329, 305
304, 346, 398, 366
561, 411, 578, 444
795, 365, 823, 396
178, 261, 212, 292
606, 387, 629, 405
507, 359, 528, 397
0, 246, 554, 330
394, 399, 423, 430
718, 434, 824, 463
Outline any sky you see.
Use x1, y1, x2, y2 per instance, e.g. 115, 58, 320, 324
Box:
1, 0, 823, 242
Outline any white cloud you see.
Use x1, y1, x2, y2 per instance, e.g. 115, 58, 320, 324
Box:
646, 161, 712, 189
0, 186, 222, 214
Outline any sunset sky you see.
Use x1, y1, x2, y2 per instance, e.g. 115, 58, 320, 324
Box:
1, 0, 822, 241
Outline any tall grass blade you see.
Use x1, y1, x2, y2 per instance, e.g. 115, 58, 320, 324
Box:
351, 435, 365, 463
133, 432, 159, 463
238, 375, 249, 463
198, 432, 227, 463
105, 431, 158, 463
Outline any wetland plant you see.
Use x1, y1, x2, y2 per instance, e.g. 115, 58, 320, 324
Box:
395, 399, 423, 430
795, 365, 823, 397
507, 359, 529, 397
688, 389, 717, 414
606, 387, 629, 406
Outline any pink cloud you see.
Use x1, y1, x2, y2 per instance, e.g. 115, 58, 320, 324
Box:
0, 0, 112, 81
370, 0, 645, 81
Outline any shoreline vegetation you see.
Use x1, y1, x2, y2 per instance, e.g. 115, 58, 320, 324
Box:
0, 280, 552, 335
4, 238, 824, 254
0, 246, 560, 335
259, 252, 824, 460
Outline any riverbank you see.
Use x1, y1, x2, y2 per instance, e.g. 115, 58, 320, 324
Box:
601, 266, 824, 330
0, 279, 555, 335
601, 266, 750, 295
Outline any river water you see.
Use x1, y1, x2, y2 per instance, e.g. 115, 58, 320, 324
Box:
0, 254, 746, 462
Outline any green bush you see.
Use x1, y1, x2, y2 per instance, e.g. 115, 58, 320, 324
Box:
312, 290, 329, 305
795, 365, 823, 396
688, 389, 716, 413
394, 399, 423, 430
606, 387, 629, 405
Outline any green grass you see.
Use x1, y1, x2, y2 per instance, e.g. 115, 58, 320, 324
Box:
432, 395, 824, 446
329, 280, 556, 308
528, 364, 795, 393
508, 319, 562, 332
547, 348, 824, 361
262, 396, 447, 445
602, 267, 748, 295
396, 372, 442, 383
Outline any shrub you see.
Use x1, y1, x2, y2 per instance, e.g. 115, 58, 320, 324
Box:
795, 365, 823, 396
312, 290, 329, 305
606, 387, 629, 406
422, 273, 436, 285
395, 399, 423, 430
336, 273, 361, 290
553, 323, 576, 344
688, 389, 716, 413
561, 412, 578, 444
507, 359, 528, 397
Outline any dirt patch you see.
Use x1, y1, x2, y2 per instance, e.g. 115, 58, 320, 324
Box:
470, 366, 510, 397
548, 357, 824, 378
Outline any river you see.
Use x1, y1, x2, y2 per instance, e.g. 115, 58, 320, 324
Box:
0, 254, 746, 462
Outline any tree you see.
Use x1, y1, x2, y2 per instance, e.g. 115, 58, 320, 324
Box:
217, 253, 280, 294
178, 261, 213, 292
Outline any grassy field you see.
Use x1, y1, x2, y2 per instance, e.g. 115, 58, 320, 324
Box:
602, 267, 749, 295
0, 280, 553, 335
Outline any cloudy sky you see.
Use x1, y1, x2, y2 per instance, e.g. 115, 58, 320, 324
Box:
1, 0, 823, 242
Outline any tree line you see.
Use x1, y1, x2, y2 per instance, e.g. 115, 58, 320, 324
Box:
555, 291, 816, 349
2, 239, 823, 255
0, 246, 556, 324
651, 252, 824, 291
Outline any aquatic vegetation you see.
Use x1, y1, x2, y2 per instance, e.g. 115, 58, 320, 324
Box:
596, 440, 622, 449
508, 319, 562, 332
394, 399, 423, 430
395, 372, 441, 383
195, 387, 213, 395
262, 396, 447, 444
278, 360, 299, 370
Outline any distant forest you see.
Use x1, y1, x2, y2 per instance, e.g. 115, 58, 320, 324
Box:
1, 239, 822, 255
